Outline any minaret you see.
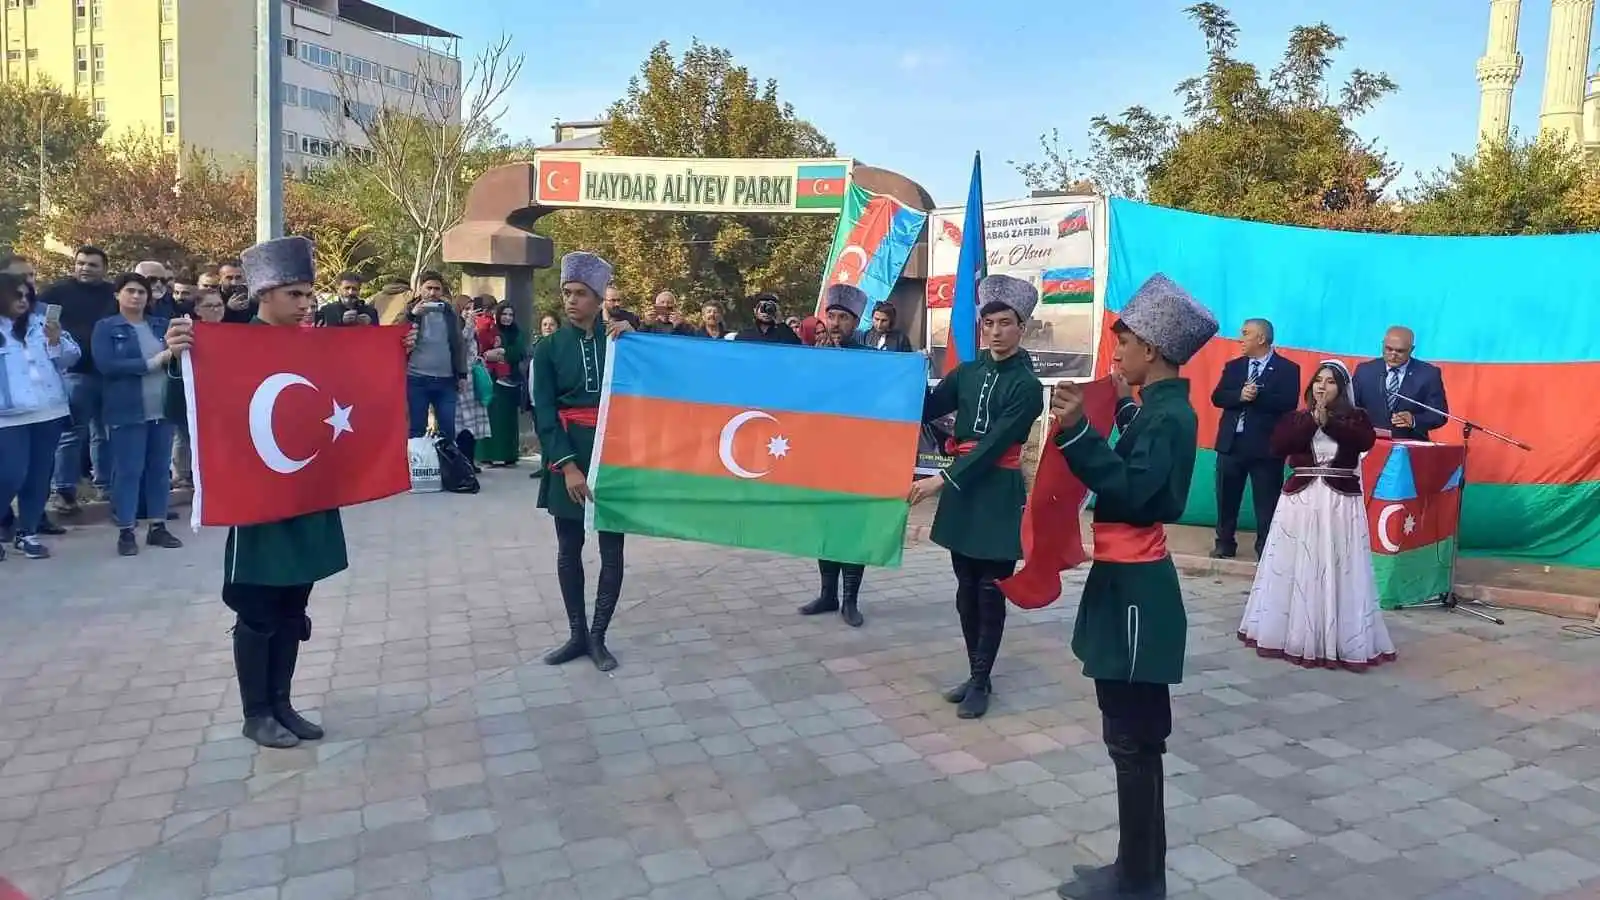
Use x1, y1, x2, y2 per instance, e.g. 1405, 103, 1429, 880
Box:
1477, 0, 1524, 146
1538, 0, 1596, 146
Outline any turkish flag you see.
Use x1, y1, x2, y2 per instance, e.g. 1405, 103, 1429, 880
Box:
0, 879, 31, 900
999, 377, 1119, 609
926, 275, 955, 309
183, 323, 411, 527
539, 160, 581, 203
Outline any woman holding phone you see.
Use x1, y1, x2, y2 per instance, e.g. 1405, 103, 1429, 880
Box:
0, 272, 80, 560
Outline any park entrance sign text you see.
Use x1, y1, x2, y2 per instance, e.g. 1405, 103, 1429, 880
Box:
535, 154, 854, 215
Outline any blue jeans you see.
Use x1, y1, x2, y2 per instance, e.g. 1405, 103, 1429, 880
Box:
407, 374, 457, 439
0, 417, 68, 536
54, 372, 110, 498
108, 420, 174, 529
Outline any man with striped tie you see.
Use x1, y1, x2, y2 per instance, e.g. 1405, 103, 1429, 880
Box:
1352, 325, 1449, 442
1209, 318, 1299, 559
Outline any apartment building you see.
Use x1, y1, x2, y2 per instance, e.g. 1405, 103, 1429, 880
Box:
1, 0, 461, 172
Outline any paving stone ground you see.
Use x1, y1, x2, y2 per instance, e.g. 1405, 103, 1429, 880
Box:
3, 469, 1599, 900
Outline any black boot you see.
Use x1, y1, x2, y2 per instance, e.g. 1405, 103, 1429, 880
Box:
799, 561, 841, 615
839, 564, 865, 628
545, 535, 590, 665
945, 558, 981, 704
588, 531, 624, 672
233, 622, 299, 749
269, 622, 324, 741
958, 583, 1006, 719
1057, 743, 1166, 899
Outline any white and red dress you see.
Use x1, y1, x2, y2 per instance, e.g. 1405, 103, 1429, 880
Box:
1237, 408, 1398, 671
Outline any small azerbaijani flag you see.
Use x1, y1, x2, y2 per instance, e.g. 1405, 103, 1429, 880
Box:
1361, 442, 1463, 609
1041, 266, 1094, 305
795, 163, 849, 210
589, 333, 924, 567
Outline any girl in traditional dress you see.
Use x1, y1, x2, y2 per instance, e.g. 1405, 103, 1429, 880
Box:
1237, 360, 1398, 671
477, 301, 525, 467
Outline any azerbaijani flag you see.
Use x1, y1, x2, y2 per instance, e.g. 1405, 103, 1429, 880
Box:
815, 184, 927, 327
1041, 266, 1093, 305
589, 333, 925, 567
944, 152, 986, 375
795, 163, 849, 210
1361, 442, 1463, 608
1103, 198, 1600, 568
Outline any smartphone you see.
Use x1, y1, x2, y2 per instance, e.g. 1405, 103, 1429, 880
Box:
43, 304, 62, 326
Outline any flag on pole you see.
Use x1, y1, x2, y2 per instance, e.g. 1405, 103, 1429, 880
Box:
1361, 442, 1464, 609
183, 323, 412, 527
589, 334, 925, 567
943, 152, 986, 375
999, 377, 1120, 609
815, 184, 927, 328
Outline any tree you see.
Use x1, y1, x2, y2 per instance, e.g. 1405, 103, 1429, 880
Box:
18, 133, 360, 277
1404, 132, 1589, 235
318, 34, 525, 286
0, 78, 103, 250
1014, 3, 1401, 230
542, 40, 838, 318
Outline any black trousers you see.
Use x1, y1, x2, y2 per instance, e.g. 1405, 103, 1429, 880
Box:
222, 582, 315, 639
1214, 452, 1284, 554
1095, 680, 1172, 754
951, 553, 1015, 686
1096, 679, 1171, 889
553, 516, 625, 628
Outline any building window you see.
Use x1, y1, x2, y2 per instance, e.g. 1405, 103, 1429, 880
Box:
26, 49, 37, 61
4, 1, 19, 10
93, 98, 105, 120
382, 67, 416, 92
297, 42, 338, 70
74, 0, 87, 29
345, 99, 377, 126
74, 46, 87, 85
160, 40, 174, 80
300, 135, 336, 158
300, 86, 337, 114
159, 0, 173, 22
343, 55, 380, 81
91, 44, 104, 84
5, 51, 18, 62
284, 130, 298, 153
284, 37, 296, 58
283, 81, 298, 105
89, 0, 101, 27
162, 94, 176, 135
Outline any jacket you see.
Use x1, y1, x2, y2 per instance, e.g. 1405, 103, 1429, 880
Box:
1351, 357, 1449, 441
867, 329, 914, 353
1273, 408, 1377, 497
1210, 353, 1301, 457
734, 321, 802, 344
0, 312, 81, 422
38, 277, 116, 373
92, 314, 171, 428
404, 300, 468, 378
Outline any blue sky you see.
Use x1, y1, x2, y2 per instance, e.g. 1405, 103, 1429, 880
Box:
387, 0, 1586, 205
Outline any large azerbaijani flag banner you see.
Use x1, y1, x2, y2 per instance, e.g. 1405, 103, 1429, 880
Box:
588, 334, 926, 567
1104, 199, 1600, 568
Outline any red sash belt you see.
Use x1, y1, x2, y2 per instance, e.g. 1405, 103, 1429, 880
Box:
1092, 522, 1169, 563
945, 439, 1022, 469
558, 407, 599, 429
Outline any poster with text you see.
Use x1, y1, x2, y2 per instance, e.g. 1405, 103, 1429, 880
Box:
925, 196, 1101, 380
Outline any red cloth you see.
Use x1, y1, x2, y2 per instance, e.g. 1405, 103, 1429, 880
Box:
799, 315, 823, 346
998, 377, 1120, 609
474, 314, 509, 380
558, 407, 599, 428
186, 323, 411, 526
0, 879, 31, 900
946, 439, 1022, 469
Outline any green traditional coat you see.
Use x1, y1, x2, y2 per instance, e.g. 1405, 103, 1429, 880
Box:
531, 322, 605, 522
925, 350, 1044, 561
223, 319, 349, 587
1056, 378, 1198, 684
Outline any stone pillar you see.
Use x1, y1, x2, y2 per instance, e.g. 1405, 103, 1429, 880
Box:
1477, 0, 1524, 146
441, 163, 554, 340
460, 266, 538, 339
1539, 0, 1596, 146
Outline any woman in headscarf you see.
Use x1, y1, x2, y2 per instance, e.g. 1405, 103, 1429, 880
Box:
477, 301, 526, 467
798, 315, 832, 347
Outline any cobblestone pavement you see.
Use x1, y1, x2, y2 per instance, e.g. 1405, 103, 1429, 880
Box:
3, 469, 1599, 900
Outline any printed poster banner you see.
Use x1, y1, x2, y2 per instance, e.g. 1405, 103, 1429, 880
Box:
925, 196, 1100, 380
536, 153, 854, 215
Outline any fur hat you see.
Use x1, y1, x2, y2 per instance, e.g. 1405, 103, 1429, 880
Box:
1116, 274, 1218, 365
240, 237, 315, 298
977, 274, 1038, 321
823, 283, 868, 320
560, 251, 613, 300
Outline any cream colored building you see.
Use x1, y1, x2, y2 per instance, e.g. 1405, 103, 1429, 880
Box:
1, 0, 460, 173
1476, 0, 1600, 150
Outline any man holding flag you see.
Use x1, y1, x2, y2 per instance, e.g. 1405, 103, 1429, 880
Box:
1049, 274, 1216, 900
532, 251, 633, 672
798, 283, 871, 627
907, 274, 1043, 720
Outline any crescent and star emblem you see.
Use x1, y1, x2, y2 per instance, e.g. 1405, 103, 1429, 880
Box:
717, 410, 789, 480
248, 372, 354, 475
832, 245, 868, 284
1374, 503, 1416, 553
543, 167, 568, 198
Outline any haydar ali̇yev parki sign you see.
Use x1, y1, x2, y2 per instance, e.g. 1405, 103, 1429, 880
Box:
535, 154, 854, 215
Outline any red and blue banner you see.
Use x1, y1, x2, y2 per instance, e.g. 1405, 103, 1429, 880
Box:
944, 152, 986, 375
816, 184, 927, 329
1103, 198, 1600, 568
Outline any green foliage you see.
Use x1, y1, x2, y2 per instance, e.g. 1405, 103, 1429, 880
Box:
1403, 132, 1589, 235
1015, 3, 1402, 231
542, 40, 837, 319
0, 78, 104, 250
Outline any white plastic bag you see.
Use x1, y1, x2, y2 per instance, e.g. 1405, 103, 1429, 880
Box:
408, 437, 442, 493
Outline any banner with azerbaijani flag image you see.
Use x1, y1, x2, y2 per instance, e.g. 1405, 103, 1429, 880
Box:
814, 184, 928, 328
588, 334, 927, 567
1104, 197, 1600, 570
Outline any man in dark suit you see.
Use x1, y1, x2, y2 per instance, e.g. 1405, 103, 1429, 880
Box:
1210, 318, 1300, 558
1351, 326, 1449, 441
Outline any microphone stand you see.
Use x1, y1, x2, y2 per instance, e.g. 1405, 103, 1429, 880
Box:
1389, 392, 1532, 625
